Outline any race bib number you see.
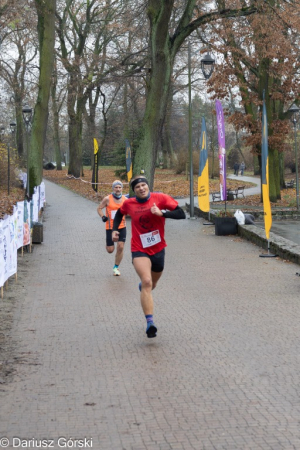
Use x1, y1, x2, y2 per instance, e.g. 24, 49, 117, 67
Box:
111, 210, 116, 219
140, 230, 161, 248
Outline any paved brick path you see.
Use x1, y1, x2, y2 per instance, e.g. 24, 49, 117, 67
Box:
1, 180, 300, 450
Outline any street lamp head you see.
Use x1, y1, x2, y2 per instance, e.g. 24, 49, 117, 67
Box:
22, 104, 33, 128
288, 103, 300, 125
200, 52, 215, 80
288, 103, 300, 114
10, 121, 17, 133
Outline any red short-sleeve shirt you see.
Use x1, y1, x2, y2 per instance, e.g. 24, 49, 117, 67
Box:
119, 193, 178, 254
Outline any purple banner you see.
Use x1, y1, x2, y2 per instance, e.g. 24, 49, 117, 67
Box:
215, 100, 226, 200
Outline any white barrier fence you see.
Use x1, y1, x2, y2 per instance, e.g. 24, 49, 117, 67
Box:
0, 182, 46, 298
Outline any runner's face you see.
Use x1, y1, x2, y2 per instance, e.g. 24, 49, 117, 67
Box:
134, 182, 149, 198
113, 185, 122, 195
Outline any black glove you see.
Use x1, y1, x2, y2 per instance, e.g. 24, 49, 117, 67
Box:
102, 216, 108, 222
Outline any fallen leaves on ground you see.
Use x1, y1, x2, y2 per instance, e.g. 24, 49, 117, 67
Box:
42, 167, 256, 201
42, 168, 297, 209
0, 187, 25, 220
0, 167, 297, 218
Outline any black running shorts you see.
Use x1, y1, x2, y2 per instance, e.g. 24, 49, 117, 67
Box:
132, 249, 165, 273
106, 228, 126, 246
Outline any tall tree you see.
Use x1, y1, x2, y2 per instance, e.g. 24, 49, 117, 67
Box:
0, 4, 38, 159
27, 0, 56, 194
55, 0, 129, 178
131, 0, 257, 189
51, 57, 66, 170
208, 0, 300, 201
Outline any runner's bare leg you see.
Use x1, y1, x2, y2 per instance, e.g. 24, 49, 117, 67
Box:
115, 241, 124, 266
133, 257, 153, 315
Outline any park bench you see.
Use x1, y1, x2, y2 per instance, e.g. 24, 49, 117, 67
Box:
284, 179, 294, 189
226, 186, 245, 200
234, 185, 245, 198
212, 191, 221, 202
226, 188, 236, 200
212, 186, 245, 202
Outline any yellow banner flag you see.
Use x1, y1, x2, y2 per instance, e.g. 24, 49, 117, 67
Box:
94, 138, 99, 155
92, 138, 99, 192
261, 93, 272, 239
125, 139, 132, 182
198, 118, 210, 212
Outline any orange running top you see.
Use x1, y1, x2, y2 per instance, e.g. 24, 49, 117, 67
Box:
105, 194, 126, 230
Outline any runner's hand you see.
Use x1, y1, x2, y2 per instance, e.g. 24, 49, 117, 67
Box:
112, 231, 120, 241
151, 203, 163, 216
102, 216, 108, 222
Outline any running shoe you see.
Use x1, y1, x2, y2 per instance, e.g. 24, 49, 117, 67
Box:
113, 267, 121, 276
138, 282, 142, 292
146, 321, 157, 338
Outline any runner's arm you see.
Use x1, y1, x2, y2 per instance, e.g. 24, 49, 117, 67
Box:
97, 197, 109, 220
112, 208, 125, 230
162, 206, 186, 219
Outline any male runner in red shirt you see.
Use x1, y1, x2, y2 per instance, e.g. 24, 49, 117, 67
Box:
112, 176, 185, 338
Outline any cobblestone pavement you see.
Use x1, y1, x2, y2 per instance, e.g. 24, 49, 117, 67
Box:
1, 180, 300, 450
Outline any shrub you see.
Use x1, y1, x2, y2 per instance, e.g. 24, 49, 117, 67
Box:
0, 143, 22, 189
174, 148, 188, 174
174, 149, 200, 175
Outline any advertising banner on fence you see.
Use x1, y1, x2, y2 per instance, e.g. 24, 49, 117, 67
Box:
215, 100, 226, 201
33, 189, 39, 223
23, 201, 31, 246
16, 202, 24, 249
0, 221, 4, 287
8, 211, 17, 278
40, 182, 46, 207
0, 218, 9, 285
198, 117, 210, 212
261, 91, 272, 240
1, 181, 46, 289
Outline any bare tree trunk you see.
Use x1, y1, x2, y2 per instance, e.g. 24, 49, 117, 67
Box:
15, 99, 24, 161
68, 114, 83, 178
133, 2, 175, 189
28, 0, 56, 194
51, 59, 62, 170
67, 71, 85, 178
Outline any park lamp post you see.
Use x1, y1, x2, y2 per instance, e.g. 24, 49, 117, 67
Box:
0, 126, 5, 141
0, 126, 7, 193
188, 45, 215, 218
288, 103, 299, 211
7, 121, 17, 196
22, 104, 33, 199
